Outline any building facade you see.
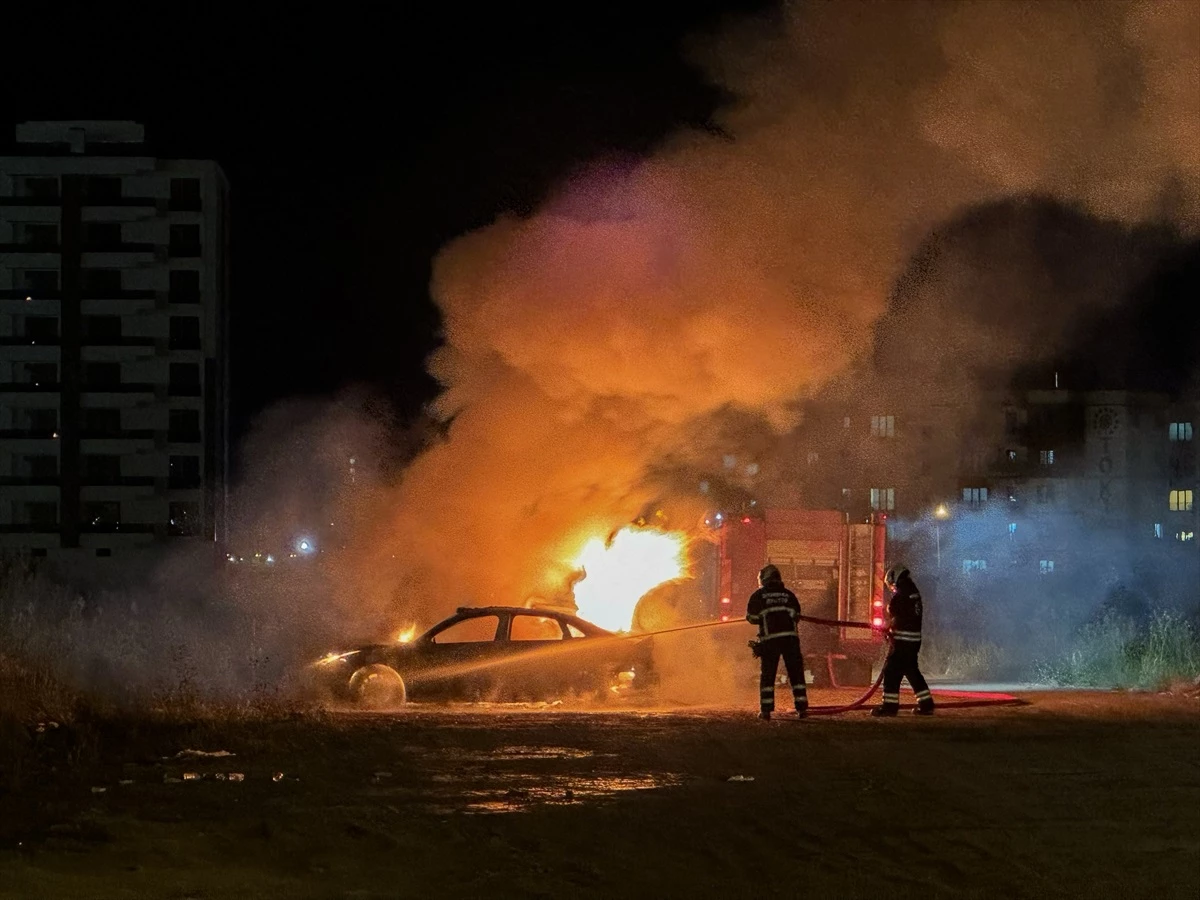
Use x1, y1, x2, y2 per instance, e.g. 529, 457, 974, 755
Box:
0, 121, 229, 560
786, 385, 1200, 609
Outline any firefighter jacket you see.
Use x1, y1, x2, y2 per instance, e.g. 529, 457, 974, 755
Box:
886, 573, 923, 643
746, 582, 801, 642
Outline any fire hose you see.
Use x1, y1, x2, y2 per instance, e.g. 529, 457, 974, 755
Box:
627, 615, 1022, 715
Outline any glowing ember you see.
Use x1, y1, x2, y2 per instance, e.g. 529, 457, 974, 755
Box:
396, 624, 417, 643
571, 527, 687, 632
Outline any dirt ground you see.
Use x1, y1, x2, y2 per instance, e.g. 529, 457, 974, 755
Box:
2, 689, 1198, 900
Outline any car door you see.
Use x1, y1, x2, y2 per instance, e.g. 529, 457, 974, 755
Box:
419, 614, 506, 700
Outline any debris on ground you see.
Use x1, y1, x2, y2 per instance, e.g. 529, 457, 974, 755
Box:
272, 772, 285, 782
182, 772, 202, 781
229, 773, 245, 782
90, 787, 107, 794
726, 775, 755, 782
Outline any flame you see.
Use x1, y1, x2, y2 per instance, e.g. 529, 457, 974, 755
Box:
396, 624, 417, 643
570, 527, 688, 632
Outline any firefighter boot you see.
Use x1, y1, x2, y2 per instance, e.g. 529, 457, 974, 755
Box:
871, 705, 899, 717
758, 711, 772, 721
913, 688, 935, 715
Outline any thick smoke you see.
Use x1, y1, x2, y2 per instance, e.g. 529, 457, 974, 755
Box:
369, 0, 1199, 631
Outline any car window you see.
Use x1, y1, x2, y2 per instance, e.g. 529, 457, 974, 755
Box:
509, 615, 566, 641
566, 624, 586, 638
431, 615, 501, 643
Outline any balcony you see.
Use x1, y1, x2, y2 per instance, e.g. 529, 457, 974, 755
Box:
0, 336, 61, 347
0, 382, 62, 393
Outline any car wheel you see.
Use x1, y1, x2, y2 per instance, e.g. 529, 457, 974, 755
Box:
348, 664, 407, 709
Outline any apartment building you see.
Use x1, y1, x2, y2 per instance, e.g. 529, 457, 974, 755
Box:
0, 121, 229, 560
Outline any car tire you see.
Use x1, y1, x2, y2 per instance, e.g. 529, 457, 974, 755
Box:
348, 664, 407, 709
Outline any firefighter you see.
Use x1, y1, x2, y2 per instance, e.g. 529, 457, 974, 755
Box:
872, 564, 935, 717
746, 564, 808, 720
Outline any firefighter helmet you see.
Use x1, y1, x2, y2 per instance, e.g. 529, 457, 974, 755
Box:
884, 564, 909, 587
758, 564, 782, 586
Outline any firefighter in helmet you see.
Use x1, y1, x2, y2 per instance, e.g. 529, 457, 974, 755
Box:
873, 564, 935, 716
746, 564, 808, 720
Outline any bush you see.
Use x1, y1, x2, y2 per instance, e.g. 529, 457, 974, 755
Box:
920, 631, 1006, 680
1034, 610, 1200, 689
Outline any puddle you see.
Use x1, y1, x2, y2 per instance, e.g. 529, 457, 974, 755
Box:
471, 745, 596, 761
422, 771, 683, 814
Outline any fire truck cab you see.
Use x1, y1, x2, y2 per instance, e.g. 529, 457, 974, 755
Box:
712, 508, 887, 686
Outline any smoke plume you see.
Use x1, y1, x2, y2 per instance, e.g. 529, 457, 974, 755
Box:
363, 0, 1199, 630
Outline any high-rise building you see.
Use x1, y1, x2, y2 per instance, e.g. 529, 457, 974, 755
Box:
0, 121, 229, 560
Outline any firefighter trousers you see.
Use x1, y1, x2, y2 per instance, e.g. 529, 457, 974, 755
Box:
881, 640, 933, 709
759, 635, 808, 713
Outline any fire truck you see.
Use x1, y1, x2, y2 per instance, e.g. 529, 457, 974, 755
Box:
708, 508, 888, 686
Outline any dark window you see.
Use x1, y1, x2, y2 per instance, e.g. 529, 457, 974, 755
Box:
26, 409, 57, 432
169, 409, 200, 441
22, 270, 59, 294
168, 501, 201, 536
83, 407, 122, 435
82, 454, 121, 482
431, 616, 501, 644
25, 363, 57, 385
169, 316, 201, 350
169, 363, 201, 395
95, 548, 112, 558
21, 223, 58, 247
24, 316, 59, 341
82, 268, 122, 296
84, 223, 122, 249
84, 362, 121, 389
169, 224, 201, 257
169, 269, 201, 303
169, 454, 201, 488
85, 176, 122, 203
83, 315, 122, 344
25, 502, 58, 527
25, 455, 57, 477
21, 177, 59, 199
82, 501, 121, 527
170, 178, 202, 211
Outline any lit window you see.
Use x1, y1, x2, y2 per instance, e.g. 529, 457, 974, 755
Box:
1007, 449, 1018, 461
962, 559, 987, 573
1008, 523, 1017, 536
1154, 523, 1163, 539
1039, 450, 1055, 465
1169, 490, 1194, 512
841, 488, 851, 501
869, 488, 895, 511
1039, 560, 1055, 575
963, 487, 988, 505
1178, 531, 1196, 542
1169, 422, 1194, 441
843, 417, 851, 429
870, 415, 895, 438
1036, 484, 1056, 504
806, 452, 819, 466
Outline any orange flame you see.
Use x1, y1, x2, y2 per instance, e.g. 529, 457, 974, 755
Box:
396, 624, 417, 643
570, 526, 688, 632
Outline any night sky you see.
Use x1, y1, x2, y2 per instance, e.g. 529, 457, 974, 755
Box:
0, 2, 771, 449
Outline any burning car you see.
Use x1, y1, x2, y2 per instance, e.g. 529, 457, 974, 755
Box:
309, 606, 654, 707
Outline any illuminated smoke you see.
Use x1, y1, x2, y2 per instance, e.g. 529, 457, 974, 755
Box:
368, 0, 1199, 630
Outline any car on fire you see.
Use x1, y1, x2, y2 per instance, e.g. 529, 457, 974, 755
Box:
309, 606, 655, 707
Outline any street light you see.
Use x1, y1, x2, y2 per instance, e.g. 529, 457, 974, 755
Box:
933, 503, 950, 569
